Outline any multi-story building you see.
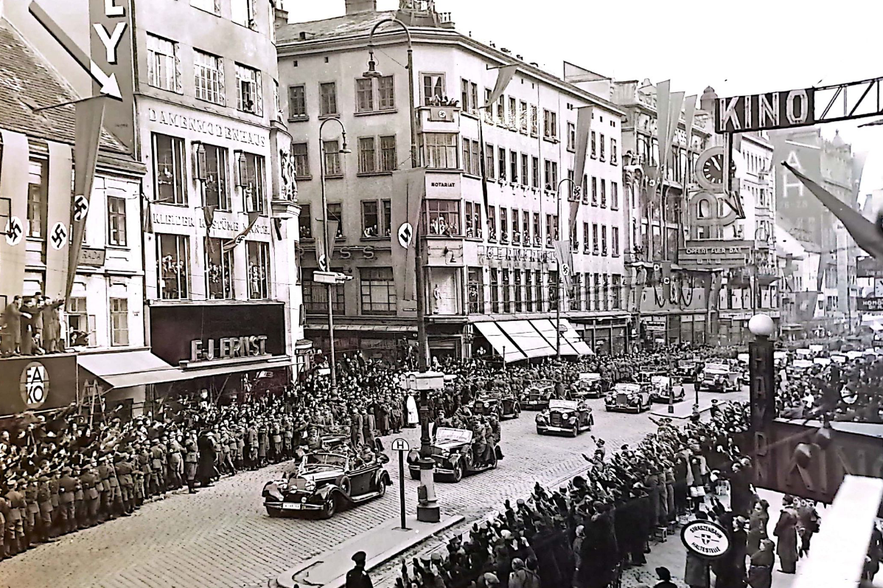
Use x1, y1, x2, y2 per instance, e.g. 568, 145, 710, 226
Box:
0, 13, 146, 416
582, 77, 714, 349
770, 127, 860, 335
9, 0, 307, 413
277, 0, 627, 361
777, 224, 820, 341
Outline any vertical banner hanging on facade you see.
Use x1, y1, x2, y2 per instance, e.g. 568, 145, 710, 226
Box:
683, 95, 697, 154
0, 131, 30, 300
391, 168, 426, 303
65, 96, 107, 307
313, 214, 327, 271
663, 92, 685, 175
483, 64, 517, 109
44, 142, 73, 299
570, 106, 593, 229
223, 211, 260, 253
655, 80, 671, 186
553, 240, 573, 290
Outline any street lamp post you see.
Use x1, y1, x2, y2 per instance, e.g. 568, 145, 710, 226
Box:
365, 20, 439, 524
554, 178, 576, 360
318, 118, 351, 393
748, 314, 776, 431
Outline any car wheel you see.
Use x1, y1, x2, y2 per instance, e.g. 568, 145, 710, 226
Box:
320, 496, 337, 519
571, 424, 579, 438
266, 507, 283, 518
377, 478, 387, 497
451, 463, 464, 483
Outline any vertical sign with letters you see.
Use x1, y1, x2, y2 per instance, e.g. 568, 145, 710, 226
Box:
90, 0, 135, 153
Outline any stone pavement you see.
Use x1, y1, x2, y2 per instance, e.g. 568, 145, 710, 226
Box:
0, 395, 660, 588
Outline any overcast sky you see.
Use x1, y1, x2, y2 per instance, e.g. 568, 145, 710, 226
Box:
291, 0, 883, 193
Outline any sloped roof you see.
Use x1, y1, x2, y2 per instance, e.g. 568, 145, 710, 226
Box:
276, 10, 398, 44
0, 18, 127, 154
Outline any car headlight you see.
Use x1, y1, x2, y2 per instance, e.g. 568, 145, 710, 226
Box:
304, 479, 316, 492
567, 415, 576, 423
536, 414, 546, 423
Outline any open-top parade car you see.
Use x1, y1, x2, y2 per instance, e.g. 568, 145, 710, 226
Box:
520, 381, 555, 410
569, 372, 606, 399
696, 362, 742, 392
648, 375, 685, 403
262, 443, 391, 519
471, 392, 520, 420
536, 399, 594, 436
674, 358, 700, 383
604, 382, 652, 413
636, 369, 664, 384
407, 427, 500, 483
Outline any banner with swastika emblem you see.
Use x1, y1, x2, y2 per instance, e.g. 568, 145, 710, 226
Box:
45, 142, 73, 299
0, 130, 30, 301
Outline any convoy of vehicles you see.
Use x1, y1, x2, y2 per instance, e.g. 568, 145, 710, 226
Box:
604, 382, 652, 413
536, 399, 594, 436
407, 427, 501, 483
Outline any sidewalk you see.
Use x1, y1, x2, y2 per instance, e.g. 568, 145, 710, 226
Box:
650, 389, 749, 419
274, 515, 463, 588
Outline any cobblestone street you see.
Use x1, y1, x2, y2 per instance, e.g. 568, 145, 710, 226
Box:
0, 395, 671, 588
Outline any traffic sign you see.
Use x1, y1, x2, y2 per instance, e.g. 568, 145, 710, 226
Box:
681, 519, 730, 559
391, 437, 410, 452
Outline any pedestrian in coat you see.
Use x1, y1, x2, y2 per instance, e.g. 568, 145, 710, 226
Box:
346, 550, 373, 588
774, 495, 799, 573
746, 500, 769, 556
184, 435, 199, 493
196, 431, 217, 487
747, 539, 775, 588
1, 296, 22, 355
796, 499, 820, 557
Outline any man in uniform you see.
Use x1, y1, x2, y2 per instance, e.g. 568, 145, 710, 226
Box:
246, 422, 259, 470
80, 462, 100, 527
5, 478, 26, 553
184, 432, 199, 493
167, 435, 184, 491
57, 466, 78, 535
346, 550, 373, 588
23, 475, 40, 548
150, 439, 166, 496
37, 472, 54, 540
73, 466, 86, 529
49, 468, 62, 529
115, 452, 135, 515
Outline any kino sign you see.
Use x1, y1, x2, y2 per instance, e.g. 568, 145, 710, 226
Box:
716, 75, 883, 133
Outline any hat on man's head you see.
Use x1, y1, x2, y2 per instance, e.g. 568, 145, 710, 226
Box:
352, 551, 367, 564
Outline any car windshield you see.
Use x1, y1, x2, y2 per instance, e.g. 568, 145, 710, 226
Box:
434, 428, 472, 445
304, 453, 347, 468
614, 384, 641, 394
549, 399, 578, 410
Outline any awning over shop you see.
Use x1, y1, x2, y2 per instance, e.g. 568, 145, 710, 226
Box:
497, 320, 556, 359
474, 322, 527, 363
79, 349, 293, 389
560, 322, 595, 356
530, 319, 578, 356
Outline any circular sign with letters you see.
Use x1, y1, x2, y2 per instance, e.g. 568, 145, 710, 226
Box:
5, 216, 23, 246
73, 194, 90, 222
681, 520, 730, 559
50, 222, 68, 250
20, 361, 49, 409
397, 223, 413, 249
391, 437, 410, 452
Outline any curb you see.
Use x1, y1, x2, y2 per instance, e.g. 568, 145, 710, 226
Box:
272, 515, 464, 588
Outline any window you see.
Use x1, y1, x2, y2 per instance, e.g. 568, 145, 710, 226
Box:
238, 152, 265, 214
465, 201, 482, 239
380, 136, 397, 172
514, 270, 523, 312
304, 268, 345, 313
320, 82, 338, 116
462, 140, 471, 176
549, 270, 559, 310
502, 269, 511, 312
601, 225, 607, 255
611, 182, 619, 210
531, 157, 539, 189
490, 269, 500, 313
361, 200, 390, 238
300, 204, 312, 239
525, 272, 534, 311
109, 298, 128, 346
485, 144, 494, 179
378, 76, 395, 110
590, 131, 597, 158
498, 148, 506, 181
107, 196, 127, 246
543, 110, 557, 140
462, 139, 479, 176
545, 214, 553, 246
583, 222, 590, 253
511, 208, 520, 244
532, 213, 541, 247
327, 203, 343, 238
422, 73, 445, 105
422, 133, 458, 169
26, 160, 46, 238
288, 85, 306, 119
533, 271, 543, 312
467, 267, 484, 313
66, 297, 89, 345
611, 138, 618, 164
543, 160, 558, 190
510, 150, 518, 183
521, 154, 529, 187
470, 140, 480, 176
522, 211, 531, 244
147, 34, 180, 93
530, 105, 538, 137
567, 122, 576, 151
197, 143, 229, 209
194, 50, 224, 104
488, 206, 497, 241
500, 207, 509, 243
206, 237, 234, 299
246, 241, 270, 299
508, 97, 517, 127
592, 224, 599, 253
611, 275, 621, 309
424, 200, 460, 236
600, 179, 606, 208
593, 273, 601, 310
612, 227, 620, 256
231, 0, 254, 28
191, 0, 217, 13
358, 137, 376, 174
591, 176, 598, 206
360, 267, 396, 314
461, 79, 470, 112
520, 101, 528, 133
471, 83, 478, 114
153, 134, 187, 205
292, 142, 310, 179
235, 64, 262, 115
483, 89, 493, 123
323, 141, 342, 177
496, 95, 505, 125
157, 234, 190, 300
599, 133, 606, 161
356, 78, 374, 113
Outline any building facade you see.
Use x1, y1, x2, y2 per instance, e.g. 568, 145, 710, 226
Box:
9, 0, 307, 413
277, 0, 627, 361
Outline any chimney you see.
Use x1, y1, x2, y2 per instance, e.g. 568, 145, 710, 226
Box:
345, 0, 376, 14
274, 7, 289, 27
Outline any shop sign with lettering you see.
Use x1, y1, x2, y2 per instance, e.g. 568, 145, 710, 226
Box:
478, 246, 551, 264
150, 208, 271, 236
148, 108, 267, 148
190, 336, 269, 363
90, 0, 135, 152
425, 173, 461, 198
79, 247, 106, 267
337, 246, 376, 260
679, 239, 752, 270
